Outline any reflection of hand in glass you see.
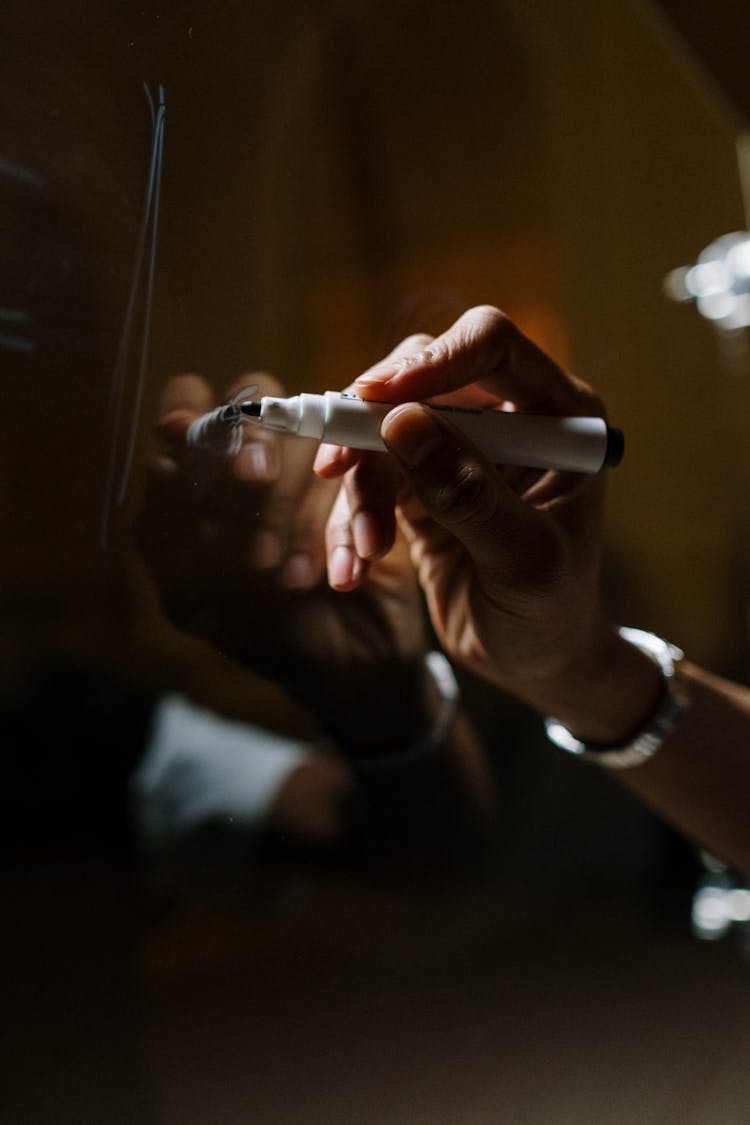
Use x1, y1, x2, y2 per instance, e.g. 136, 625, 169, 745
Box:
135, 371, 438, 756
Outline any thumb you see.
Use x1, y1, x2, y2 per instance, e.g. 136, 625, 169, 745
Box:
382, 403, 560, 590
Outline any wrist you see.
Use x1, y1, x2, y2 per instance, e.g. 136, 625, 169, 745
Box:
546, 627, 691, 768
526, 621, 665, 746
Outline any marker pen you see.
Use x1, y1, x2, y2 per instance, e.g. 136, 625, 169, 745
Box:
239, 391, 624, 473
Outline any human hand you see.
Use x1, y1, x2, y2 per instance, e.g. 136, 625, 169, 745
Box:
134, 371, 435, 752
316, 306, 658, 743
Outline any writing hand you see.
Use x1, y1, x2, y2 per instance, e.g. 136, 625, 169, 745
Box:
317, 306, 660, 743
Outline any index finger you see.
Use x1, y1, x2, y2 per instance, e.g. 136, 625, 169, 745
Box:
313, 331, 436, 480
353, 305, 599, 416
156, 373, 216, 449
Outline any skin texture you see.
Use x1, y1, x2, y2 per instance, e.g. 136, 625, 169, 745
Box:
315, 306, 662, 741
315, 305, 750, 873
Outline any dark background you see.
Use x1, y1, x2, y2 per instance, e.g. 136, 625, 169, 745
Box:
3, 3, 750, 1121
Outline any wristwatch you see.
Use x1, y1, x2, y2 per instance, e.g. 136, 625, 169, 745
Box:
545, 627, 691, 769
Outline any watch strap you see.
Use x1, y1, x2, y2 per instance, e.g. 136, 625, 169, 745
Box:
545, 627, 691, 769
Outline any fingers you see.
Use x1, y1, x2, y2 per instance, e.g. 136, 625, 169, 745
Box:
324, 471, 419, 592
206, 374, 333, 588
155, 373, 215, 458
314, 332, 436, 479
254, 435, 338, 588
354, 305, 601, 416
320, 445, 403, 592
325, 486, 367, 591
225, 372, 283, 486
158, 372, 215, 418
313, 441, 359, 479
381, 403, 560, 592
147, 370, 337, 592
341, 451, 401, 561
219, 374, 340, 589
280, 471, 341, 589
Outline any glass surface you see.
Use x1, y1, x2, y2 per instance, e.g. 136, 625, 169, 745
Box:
3, 3, 750, 1123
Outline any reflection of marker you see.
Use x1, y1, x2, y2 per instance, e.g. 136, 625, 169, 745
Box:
240, 391, 624, 473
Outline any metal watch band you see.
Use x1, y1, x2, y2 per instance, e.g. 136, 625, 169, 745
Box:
545, 627, 691, 769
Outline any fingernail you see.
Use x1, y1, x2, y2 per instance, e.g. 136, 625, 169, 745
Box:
381, 404, 443, 468
328, 546, 363, 589
352, 510, 383, 559
354, 361, 403, 389
253, 529, 283, 568
281, 552, 317, 590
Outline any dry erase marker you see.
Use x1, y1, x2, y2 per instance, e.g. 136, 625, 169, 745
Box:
235, 391, 624, 473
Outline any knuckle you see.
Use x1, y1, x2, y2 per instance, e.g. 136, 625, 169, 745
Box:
325, 514, 353, 551
399, 332, 434, 353
464, 304, 508, 339
326, 528, 352, 555
469, 303, 506, 324
433, 460, 494, 525
454, 305, 511, 366
399, 343, 442, 371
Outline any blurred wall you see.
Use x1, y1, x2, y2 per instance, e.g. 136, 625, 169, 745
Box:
4, 0, 749, 726
149, 0, 750, 714
525, 0, 749, 673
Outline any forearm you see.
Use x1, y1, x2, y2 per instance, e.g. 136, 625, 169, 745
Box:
539, 632, 750, 874
324, 303, 749, 872
616, 662, 750, 875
